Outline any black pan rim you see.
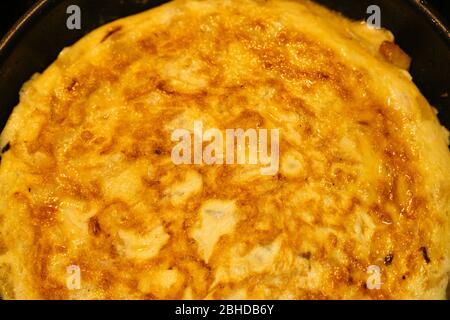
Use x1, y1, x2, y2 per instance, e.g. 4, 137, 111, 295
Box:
0, 0, 50, 61
410, 0, 450, 45
0, 0, 449, 62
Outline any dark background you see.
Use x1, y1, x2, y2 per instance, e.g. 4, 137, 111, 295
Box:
0, 0, 449, 39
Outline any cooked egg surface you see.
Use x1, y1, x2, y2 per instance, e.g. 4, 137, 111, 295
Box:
0, 0, 449, 299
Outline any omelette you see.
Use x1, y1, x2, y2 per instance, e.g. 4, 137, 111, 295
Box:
0, 0, 449, 300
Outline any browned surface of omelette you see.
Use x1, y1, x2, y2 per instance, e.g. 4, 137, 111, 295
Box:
0, 0, 449, 300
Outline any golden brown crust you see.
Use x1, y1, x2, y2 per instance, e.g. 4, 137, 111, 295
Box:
0, 0, 449, 300
379, 41, 411, 70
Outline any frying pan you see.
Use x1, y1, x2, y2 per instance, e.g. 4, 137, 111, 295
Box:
0, 0, 449, 299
